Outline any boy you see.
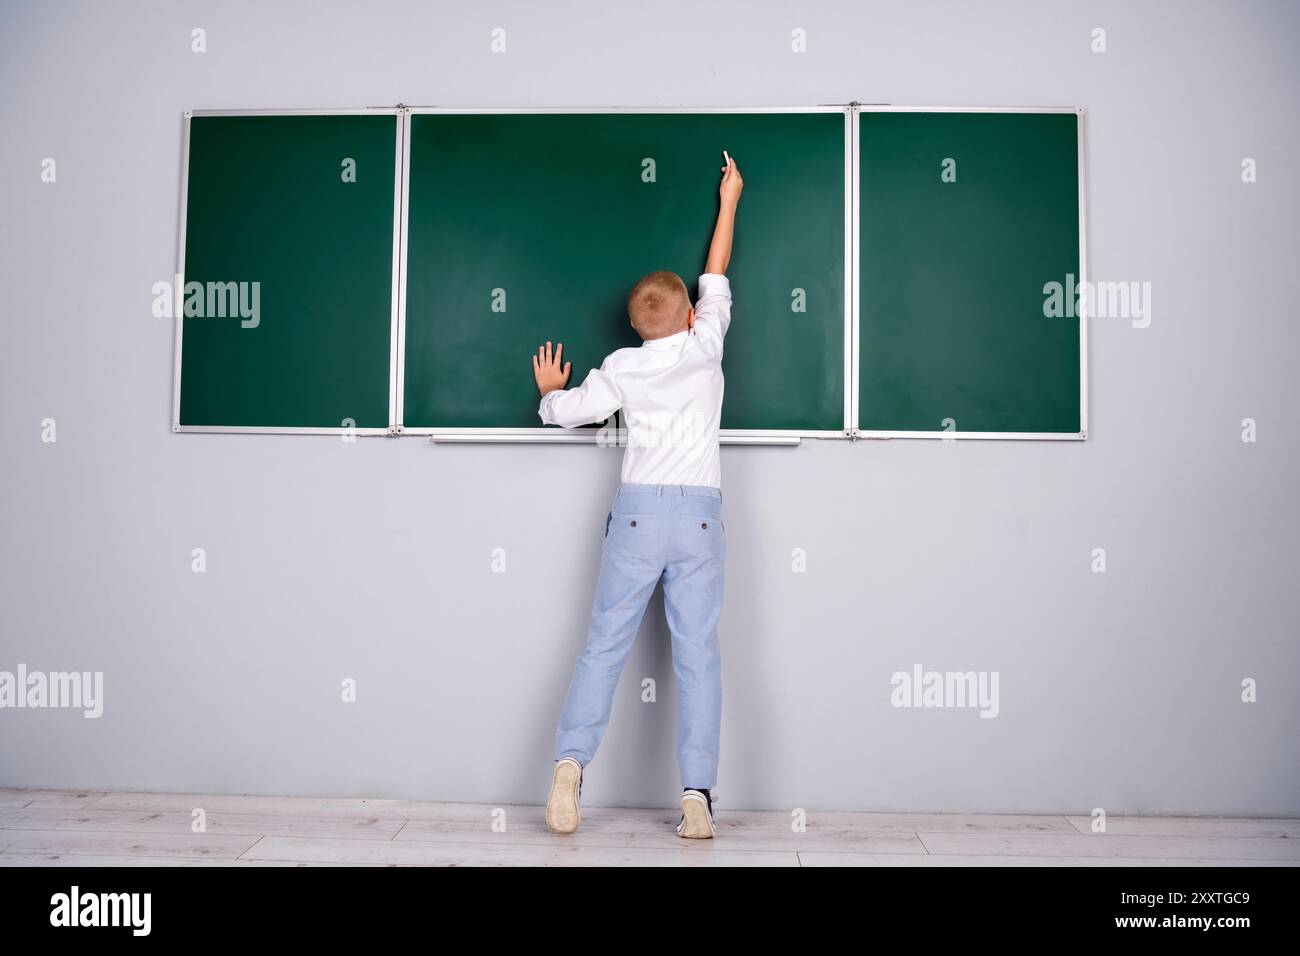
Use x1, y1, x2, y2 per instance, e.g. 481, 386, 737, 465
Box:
532, 156, 743, 839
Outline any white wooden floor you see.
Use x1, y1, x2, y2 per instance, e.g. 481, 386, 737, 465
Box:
1, 790, 1296, 867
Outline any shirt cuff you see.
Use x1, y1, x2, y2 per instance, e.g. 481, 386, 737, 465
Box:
698, 273, 731, 298
538, 391, 557, 425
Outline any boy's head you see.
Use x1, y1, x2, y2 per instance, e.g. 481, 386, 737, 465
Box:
627, 270, 693, 341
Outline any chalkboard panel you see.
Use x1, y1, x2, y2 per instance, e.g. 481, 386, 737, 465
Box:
176, 112, 398, 431
857, 110, 1083, 437
401, 110, 848, 434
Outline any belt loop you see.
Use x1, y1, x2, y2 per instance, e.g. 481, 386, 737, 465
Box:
656, 485, 663, 497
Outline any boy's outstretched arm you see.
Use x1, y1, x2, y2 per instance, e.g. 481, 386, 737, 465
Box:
694, 156, 743, 353
704, 156, 744, 275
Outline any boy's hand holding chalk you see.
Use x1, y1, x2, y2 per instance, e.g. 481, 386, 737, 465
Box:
719, 150, 743, 206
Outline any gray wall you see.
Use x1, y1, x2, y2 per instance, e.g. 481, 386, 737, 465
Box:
2, 0, 1297, 815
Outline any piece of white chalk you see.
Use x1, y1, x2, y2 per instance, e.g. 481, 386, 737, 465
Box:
723, 149, 731, 166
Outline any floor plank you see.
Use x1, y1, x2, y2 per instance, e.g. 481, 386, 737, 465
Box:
243, 835, 799, 867
0, 789, 106, 809
918, 832, 1300, 861
1065, 816, 1300, 838
800, 852, 1296, 867
628, 827, 927, 854
0, 853, 371, 867
0, 828, 259, 861
721, 810, 1076, 834
0, 807, 406, 841
394, 818, 634, 848
90, 792, 539, 822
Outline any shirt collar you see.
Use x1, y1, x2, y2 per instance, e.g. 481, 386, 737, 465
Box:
641, 329, 690, 350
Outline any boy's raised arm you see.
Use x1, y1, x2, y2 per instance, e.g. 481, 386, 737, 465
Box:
704, 157, 743, 276
694, 157, 743, 352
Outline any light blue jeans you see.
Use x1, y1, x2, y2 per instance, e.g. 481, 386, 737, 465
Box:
554, 484, 725, 790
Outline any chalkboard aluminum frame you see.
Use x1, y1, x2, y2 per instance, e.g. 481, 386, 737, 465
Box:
850, 105, 1088, 441
172, 108, 405, 435
394, 106, 856, 445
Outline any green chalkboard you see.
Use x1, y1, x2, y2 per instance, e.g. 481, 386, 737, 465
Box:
858, 111, 1082, 435
177, 113, 397, 430
402, 111, 846, 433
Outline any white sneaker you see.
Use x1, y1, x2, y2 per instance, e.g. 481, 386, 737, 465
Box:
546, 757, 583, 834
677, 789, 717, 839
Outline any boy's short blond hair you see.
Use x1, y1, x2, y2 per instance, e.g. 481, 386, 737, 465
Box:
627, 270, 690, 340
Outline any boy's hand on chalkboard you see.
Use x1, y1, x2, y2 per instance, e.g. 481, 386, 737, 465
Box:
719, 156, 743, 206
532, 341, 572, 397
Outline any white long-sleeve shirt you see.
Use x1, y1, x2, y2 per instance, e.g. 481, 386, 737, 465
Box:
538, 273, 731, 488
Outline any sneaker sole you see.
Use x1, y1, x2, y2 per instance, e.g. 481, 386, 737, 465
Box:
545, 761, 582, 834
678, 793, 715, 839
